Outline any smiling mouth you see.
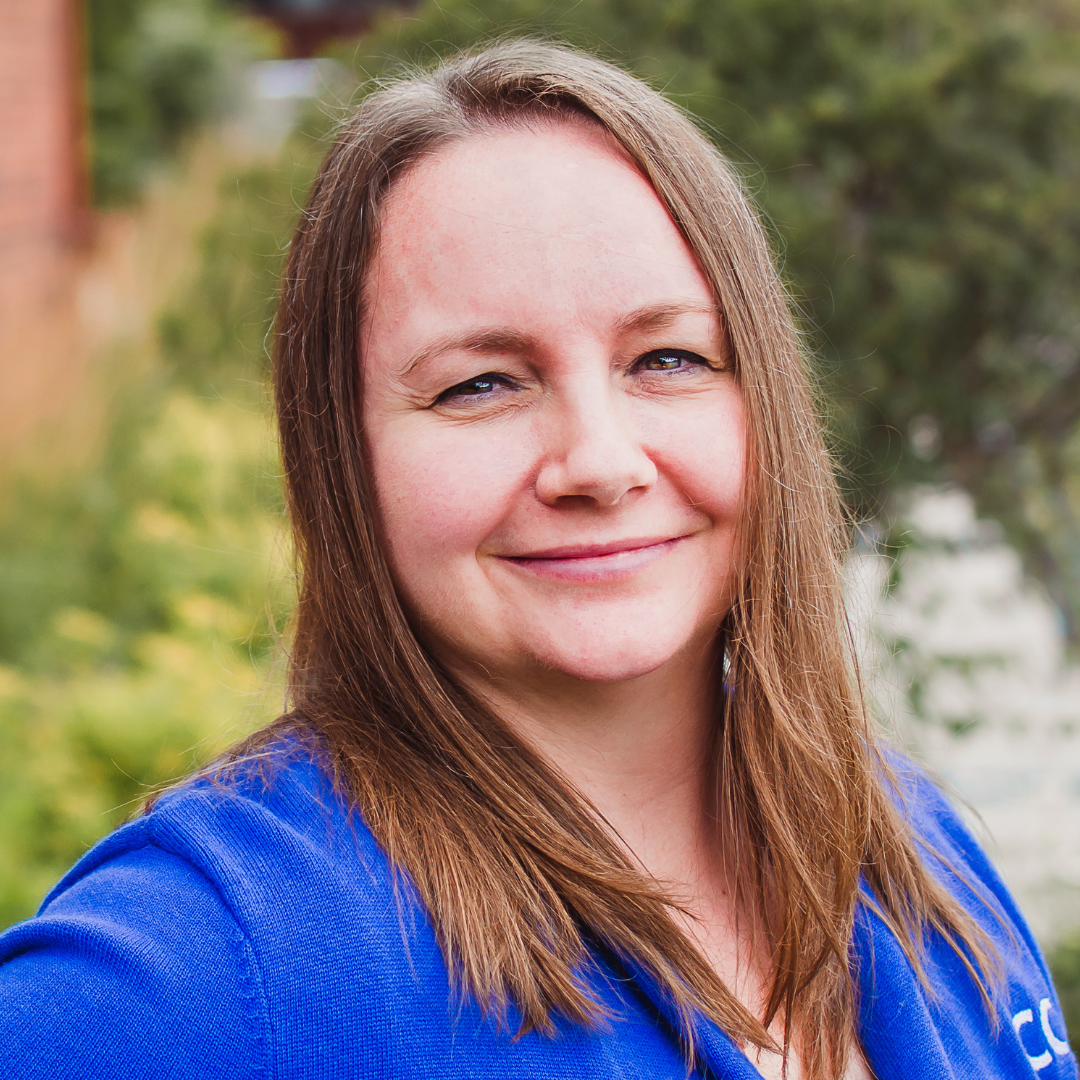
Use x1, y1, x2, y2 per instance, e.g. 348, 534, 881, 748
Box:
498, 535, 687, 583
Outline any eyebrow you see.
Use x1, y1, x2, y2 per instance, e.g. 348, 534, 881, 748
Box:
612, 300, 723, 336
399, 300, 723, 378
401, 328, 533, 378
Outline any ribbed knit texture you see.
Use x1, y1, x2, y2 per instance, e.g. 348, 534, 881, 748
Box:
0, 744, 1075, 1079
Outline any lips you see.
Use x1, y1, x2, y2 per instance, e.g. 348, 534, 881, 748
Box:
497, 535, 686, 583
505, 536, 680, 559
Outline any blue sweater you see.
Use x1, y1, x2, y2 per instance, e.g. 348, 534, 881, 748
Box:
0, 744, 1075, 1079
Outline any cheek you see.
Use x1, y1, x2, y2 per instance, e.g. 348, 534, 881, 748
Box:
370, 422, 535, 583
645, 391, 746, 522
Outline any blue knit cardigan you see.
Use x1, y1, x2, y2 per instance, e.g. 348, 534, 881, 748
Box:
0, 743, 1075, 1079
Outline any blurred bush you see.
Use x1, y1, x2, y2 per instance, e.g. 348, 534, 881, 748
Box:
0, 147, 315, 927
88, 0, 262, 205
1050, 932, 1080, 1041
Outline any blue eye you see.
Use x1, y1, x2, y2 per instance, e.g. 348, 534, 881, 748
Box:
437, 372, 512, 404
456, 376, 497, 395
637, 349, 706, 372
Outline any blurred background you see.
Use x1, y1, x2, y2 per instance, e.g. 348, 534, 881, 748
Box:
2, 0, 1079, 1032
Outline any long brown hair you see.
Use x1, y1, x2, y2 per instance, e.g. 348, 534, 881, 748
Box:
257, 40, 994, 1079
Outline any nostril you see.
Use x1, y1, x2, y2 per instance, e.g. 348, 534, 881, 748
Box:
531, 387, 657, 507
535, 440, 657, 508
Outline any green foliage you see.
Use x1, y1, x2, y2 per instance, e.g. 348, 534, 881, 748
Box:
1049, 932, 1080, 1042
0, 145, 315, 929
87, 0, 255, 205
352, 0, 1080, 642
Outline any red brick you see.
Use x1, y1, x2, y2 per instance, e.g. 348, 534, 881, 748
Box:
0, 0, 90, 452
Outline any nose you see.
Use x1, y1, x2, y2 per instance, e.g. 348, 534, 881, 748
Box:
534, 375, 657, 508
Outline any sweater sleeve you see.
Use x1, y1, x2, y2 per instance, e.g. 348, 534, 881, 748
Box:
0, 829, 271, 1079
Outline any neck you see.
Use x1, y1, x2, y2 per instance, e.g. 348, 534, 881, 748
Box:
461, 638, 723, 888
450, 636, 775, 1015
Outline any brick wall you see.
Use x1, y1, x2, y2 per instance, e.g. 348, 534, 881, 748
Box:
0, 0, 89, 453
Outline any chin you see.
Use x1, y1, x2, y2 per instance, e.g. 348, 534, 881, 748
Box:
527, 626, 703, 685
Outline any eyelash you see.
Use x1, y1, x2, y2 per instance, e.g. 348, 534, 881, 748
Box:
434, 349, 712, 405
634, 348, 710, 373
435, 373, 518, 404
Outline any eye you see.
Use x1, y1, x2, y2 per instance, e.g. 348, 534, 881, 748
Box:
435, 372, 517, 405
635, 349, 709, 373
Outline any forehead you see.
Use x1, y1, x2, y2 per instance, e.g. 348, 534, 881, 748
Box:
380, 120, 660, 245
363, 122, 714, 342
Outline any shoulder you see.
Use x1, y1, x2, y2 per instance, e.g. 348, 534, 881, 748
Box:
861, 747, 1077, 1078
880, 747, 1044, 960
0, 739, 398, 1079
120, 739, 388, 906
0, 823, 270, 1078
24, 736, 385, 935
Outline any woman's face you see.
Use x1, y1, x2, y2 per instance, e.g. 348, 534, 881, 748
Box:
361, 122, 745, 691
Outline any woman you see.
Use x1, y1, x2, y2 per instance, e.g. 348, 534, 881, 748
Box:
0, 41, 1074, 1080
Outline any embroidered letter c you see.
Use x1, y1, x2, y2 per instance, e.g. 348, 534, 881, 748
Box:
1040, 998, 1071, 1058
1013, 1009, 1053, 1071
